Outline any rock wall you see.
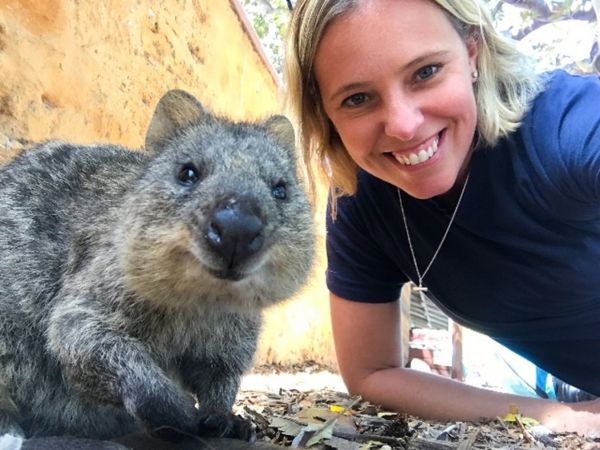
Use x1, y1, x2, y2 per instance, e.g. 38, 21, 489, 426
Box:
0, 0, 335, 367
0, 0, 279, 149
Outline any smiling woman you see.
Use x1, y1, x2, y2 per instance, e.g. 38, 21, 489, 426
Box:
283, 0, 600, 437
313, 0, 478, 201
285, 0, 541, 208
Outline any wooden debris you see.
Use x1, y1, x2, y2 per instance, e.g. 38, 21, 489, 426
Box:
235, 365, 600, 449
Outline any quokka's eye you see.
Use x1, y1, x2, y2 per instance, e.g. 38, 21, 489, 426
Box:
178, 164, 200, 185
272, 183, 286, 200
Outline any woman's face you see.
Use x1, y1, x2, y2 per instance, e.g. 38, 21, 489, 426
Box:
314, 0, 478, 199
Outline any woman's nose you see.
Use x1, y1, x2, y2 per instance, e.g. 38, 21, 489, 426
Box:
383, 95, 424, 141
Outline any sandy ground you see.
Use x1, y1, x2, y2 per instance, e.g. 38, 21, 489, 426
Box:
241, 368, 348, 394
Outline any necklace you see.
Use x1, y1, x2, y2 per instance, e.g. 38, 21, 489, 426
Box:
398, 170, 470, 294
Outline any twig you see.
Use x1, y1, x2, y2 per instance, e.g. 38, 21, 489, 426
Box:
457, 429, 479, 450
332, 430, 405, 446
244, 405, 271, 428
305, 395, 362, 446
513, 415, 533, 444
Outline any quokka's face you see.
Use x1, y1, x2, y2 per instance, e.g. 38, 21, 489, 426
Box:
123, 121, 314, 304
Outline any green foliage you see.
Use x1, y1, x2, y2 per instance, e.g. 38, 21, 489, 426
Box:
241, 0, 291, 75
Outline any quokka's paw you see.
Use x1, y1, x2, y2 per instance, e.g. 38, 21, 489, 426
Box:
197, 411, 256, 442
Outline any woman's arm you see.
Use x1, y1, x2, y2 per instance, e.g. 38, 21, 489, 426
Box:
330, 292, 600, 436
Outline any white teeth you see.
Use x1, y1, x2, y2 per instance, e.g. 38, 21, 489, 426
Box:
393, 137, 439, 166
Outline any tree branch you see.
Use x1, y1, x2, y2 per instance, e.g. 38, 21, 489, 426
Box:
499, 0, 597, 41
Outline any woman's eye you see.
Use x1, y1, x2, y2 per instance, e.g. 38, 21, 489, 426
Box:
178, 164, 200, 185
342, 93, 369, 108
415, 65, 441, 81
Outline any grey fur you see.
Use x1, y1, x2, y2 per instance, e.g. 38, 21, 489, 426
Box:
19, 434, 282, 450
0, 90, 314, 443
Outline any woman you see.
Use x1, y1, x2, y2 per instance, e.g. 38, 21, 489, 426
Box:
284, 0, 600, 435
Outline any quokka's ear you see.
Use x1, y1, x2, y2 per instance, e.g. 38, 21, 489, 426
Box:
262, 115, 296, 155
145, 90, 207, 154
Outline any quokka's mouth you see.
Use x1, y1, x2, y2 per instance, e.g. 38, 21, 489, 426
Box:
208, 267, 246, 282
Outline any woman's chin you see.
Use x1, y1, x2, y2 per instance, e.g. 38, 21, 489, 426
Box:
399, 180, 456, 200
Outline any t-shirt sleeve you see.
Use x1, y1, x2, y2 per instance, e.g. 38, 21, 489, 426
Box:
325, 189, 407, 303
527, 71, 600, 217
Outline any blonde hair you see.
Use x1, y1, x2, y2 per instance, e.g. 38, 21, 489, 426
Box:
284, 0, 542, 213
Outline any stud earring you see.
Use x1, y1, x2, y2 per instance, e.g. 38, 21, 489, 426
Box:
472, 70, 479, 81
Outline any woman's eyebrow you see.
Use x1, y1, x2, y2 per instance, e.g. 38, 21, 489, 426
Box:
328, 82, 370, 103
403, 50, 450, 70
326, 50, 451, 103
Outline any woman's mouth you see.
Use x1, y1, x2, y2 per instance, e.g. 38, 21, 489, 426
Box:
391, 133, 440, 166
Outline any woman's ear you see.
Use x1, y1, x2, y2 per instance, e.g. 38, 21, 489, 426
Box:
466, 37, 479, 74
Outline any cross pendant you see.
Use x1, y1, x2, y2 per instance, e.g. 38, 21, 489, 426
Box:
413, 284, 428, 292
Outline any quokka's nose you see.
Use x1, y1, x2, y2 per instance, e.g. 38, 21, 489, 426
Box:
204, 202, 265, 267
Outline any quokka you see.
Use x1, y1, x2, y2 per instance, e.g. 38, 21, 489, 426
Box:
0, 89, 315, 449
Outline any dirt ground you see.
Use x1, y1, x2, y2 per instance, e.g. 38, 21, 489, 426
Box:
236, 364, 600, 450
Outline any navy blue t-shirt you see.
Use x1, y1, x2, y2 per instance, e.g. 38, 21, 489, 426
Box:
326, 70, 600, 395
